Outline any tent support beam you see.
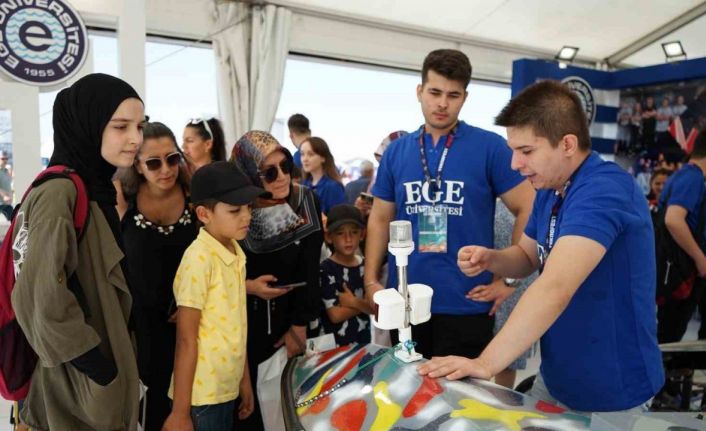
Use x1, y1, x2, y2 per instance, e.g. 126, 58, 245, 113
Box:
606, 1, 706, 66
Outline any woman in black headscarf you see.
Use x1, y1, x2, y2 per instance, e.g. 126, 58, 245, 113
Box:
10, 73, 145, 430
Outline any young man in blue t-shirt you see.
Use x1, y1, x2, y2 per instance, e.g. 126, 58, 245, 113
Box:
658, 130, 706, 341
419, 80, 664, 413
287, 113, 310, 169
364, 49, 535, 359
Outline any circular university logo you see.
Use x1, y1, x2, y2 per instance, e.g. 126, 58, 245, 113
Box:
0, 0, 88, 86
561, 76, 596, 126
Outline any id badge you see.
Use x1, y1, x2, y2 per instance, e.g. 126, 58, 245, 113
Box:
418, 210, 448, 253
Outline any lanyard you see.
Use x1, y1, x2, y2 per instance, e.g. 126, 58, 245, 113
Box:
545, 192, 566, 253
418, 124, 457, 192
543, 155, 592, 256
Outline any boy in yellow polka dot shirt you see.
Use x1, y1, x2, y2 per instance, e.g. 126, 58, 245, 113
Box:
163, 162, 271, 431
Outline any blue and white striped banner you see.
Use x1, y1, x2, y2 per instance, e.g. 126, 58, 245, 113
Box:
511, 60, 619, 153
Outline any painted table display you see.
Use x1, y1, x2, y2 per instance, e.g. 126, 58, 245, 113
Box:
282, 343, 591, 431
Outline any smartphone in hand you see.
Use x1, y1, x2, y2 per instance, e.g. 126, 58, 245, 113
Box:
360, 192, 374, 204
272, 281, 307, 289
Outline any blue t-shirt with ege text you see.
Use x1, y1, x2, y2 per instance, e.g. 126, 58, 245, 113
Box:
372, 121, 524, 315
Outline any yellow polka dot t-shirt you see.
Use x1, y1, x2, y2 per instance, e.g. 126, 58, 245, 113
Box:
168, 228, 247, 406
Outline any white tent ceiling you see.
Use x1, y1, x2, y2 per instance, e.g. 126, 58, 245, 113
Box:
66, 0, 706, 82
267, 0, 706, 67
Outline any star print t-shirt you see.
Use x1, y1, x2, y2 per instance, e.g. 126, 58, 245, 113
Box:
320, 257, 371, 346
168, 228, 247, 406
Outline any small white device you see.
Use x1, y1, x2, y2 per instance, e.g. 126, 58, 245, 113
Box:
371, 221, 433, 362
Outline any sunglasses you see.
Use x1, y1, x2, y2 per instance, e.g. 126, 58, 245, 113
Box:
141, 152, 182, 171
259, 159, 293, 183
189, 118, 213, 139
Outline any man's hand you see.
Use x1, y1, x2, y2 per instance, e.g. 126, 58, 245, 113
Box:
238, 378, 254, 419
417, 355, 493, 381
457, 246, 494, 277
246, 275, 293, 300
354, 196, 372, 217
161, 412, 194, 431
467, 279, 515, 316
275, 325, 307, 358
364, 281, 384, 310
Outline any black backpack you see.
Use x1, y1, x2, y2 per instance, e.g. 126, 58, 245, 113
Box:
653, 183, 706, 302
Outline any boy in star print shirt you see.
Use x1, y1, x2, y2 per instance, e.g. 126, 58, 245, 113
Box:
320, 204, 375, 346
164, 162, 270, 431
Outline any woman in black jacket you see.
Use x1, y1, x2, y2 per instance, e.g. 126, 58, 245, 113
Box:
230, 131, 323, 431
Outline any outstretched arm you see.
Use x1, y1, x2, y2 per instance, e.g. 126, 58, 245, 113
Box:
420, 235, 606, 380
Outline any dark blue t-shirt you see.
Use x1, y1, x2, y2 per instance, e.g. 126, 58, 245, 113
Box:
319, 258, 371, 346
302, 175, 346, 214
525, 152, 664, 411
293, 149, 302, 168
372, 121, 524, 315
658, 163, 706, 245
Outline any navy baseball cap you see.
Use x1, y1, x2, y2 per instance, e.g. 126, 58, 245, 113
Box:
326, 204, 365, 233
191, 161, 271, 206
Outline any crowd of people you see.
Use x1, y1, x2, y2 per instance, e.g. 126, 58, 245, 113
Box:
616, 95, 689, 157
3, 47, 705, 431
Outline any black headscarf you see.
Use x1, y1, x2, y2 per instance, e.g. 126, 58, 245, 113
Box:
49, 73, 142, 247
49, 73, 142, 205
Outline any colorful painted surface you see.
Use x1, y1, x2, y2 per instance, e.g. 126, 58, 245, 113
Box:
402, 376, 443, 418
289, 344, 592, 430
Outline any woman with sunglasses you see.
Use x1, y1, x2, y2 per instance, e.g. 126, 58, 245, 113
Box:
300, 136, 345, 214
230, 131, 323, 431
182, 117, 226, 170
116, 122, 197, 431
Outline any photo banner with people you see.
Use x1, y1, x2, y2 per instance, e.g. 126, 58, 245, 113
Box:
511, 57, 706, 157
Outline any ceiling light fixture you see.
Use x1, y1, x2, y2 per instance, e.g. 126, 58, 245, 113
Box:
662, 41, 686, 62
555, 46, 579, 63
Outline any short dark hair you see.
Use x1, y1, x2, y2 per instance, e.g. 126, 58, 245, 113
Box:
693, 129, 706, 159
422, 49, 472, 89
185, 118, 226, 162
495, 80, 592, 151
288, 114, 310, 135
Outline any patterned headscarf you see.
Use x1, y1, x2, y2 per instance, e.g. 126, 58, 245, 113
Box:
230, 131, 287, 187
230, 131, 321, 253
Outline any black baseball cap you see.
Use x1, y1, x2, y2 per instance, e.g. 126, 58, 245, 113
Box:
326, 204, 365, 232
191, 161, 271, 206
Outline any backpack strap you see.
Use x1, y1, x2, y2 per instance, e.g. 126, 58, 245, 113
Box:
24, 166, 90, 240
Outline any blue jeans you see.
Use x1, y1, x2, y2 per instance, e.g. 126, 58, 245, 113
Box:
190, 400, 235, 431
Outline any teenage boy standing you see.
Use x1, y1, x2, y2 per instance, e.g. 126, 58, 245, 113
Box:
420, 80, 663, 414
365, 49, 534, 359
